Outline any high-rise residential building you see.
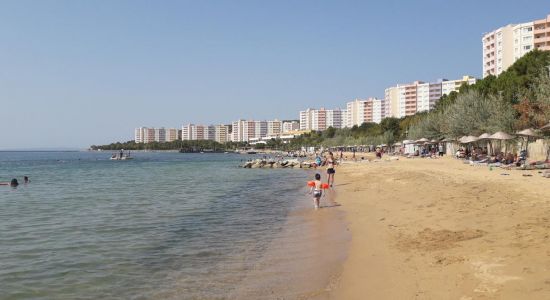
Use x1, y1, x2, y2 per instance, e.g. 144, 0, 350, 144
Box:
384, 86, 399, 119
143, 128, 155, 143
154, 128, 166, 143
514, 22, 535, 61
326, 109, 344, 129
213, 125, 229, 143
254, 121, 268, 139
483, 25, 515, 78
441, 76, 477, 96
482, 14, 550, 78
282, 121, 300, 133
135, 127, 162, 143
299, 109, 313, 130
385, 76, 476, 118
534, 14, 550, 51
135, 127, 145, 143
398, 82, 421, 117
299, 108, 345, 131
229, 120, 269, 142
267, 119, 283, 137
231, 120, 245, 142
165, 128, 179, 142
372, 98, 383, 124
345, 98, 384, 126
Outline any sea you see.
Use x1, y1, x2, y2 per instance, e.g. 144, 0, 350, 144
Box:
0, 151, 348, 300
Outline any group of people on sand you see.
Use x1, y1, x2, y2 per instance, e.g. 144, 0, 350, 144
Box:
0, 176, 30, 187
308, 151, 337, 209
457, 147, 530, 167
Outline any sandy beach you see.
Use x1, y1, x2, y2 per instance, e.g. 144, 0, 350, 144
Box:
328, 156, 550, 299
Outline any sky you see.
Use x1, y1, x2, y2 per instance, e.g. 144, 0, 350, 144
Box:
1, 0, 549, 149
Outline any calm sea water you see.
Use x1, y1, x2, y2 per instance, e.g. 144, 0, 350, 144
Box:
0, 151, 315, 300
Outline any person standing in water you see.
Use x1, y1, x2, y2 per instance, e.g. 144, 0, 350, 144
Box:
326, 151, 336, 187
309, 173, 323, 209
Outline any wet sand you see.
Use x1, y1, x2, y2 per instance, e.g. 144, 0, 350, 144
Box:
229, 188, 350, 299
329, 156, 550, 299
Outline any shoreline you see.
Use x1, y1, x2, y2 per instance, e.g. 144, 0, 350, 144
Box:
328, 156, 550, 299
228, 173, 350, 299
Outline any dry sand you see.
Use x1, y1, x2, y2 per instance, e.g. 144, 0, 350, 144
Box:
328, 156, 550, 299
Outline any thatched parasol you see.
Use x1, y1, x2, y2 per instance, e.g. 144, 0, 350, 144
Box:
478, 133, 492, 139
489, 131, 514, 140
516, 128, 540, 137
415, 138, 429, 143
489, 131, 514, 154
540, 122, 550, 131
516, 128, 541, 153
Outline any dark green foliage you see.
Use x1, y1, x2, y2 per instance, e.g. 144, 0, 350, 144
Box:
90, 140, 245, 151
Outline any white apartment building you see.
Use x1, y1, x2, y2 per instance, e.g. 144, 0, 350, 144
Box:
385, 75, 477, 118
345, 98, 384, 126
165, 128, 179, 142
441, 76, 477, 96
299, 109, 313, 130
231, 120, 245, 142
267, 119, 283, 137
254, 121, 268, 139
135, 127, 145, 143
416, 83, 431, 113
135, 127, 170, 143
372, 98, 383, 124
514, 22, 535, 61
346, 99, 367, 127
282, 121, 299, 133
230, 120, 270, 142
299, 108, 344, 131
481, 15, 550, 77
326, 109, 344, 129
154, 128, 166, 143
213, 125, 227, 143
182, 124, 206, 141
384, 86, 399, 119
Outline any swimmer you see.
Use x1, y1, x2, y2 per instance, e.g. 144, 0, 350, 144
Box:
309, 173, 323, 209
0, 178, 19, 187
24, 176, 29, 184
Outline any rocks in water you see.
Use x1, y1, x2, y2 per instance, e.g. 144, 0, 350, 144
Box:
241, 158, 308, 169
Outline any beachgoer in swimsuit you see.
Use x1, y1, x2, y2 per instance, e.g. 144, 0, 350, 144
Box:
309, 173, 323, 209
326, 152, 335, 187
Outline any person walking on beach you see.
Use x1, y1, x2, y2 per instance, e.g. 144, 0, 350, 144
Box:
309, 173, 323, 209
326, 152, 336, 187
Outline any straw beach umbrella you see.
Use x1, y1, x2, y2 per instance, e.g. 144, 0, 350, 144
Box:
516, 128, 540, 137
489, 131, 514, 140
478, 133, 491, 139
489, 131, 514, 154
415, 138, 429, 143
516, 128, 541, 154
477, 133, 493, 154
540, 122, 550, 131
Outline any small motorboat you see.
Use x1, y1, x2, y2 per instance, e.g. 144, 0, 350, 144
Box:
110, 150, 134, 160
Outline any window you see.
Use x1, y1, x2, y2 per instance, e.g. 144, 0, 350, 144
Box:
524, 45, 531, 50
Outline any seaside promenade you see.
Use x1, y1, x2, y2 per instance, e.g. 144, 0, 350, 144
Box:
328, 156, 549, 299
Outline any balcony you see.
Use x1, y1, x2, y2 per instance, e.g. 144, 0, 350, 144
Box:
535, 36, 550, 43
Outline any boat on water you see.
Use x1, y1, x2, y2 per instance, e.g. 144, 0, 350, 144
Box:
110, 150, 133, 160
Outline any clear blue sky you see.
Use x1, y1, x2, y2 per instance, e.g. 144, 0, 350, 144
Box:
1, 0, 548, 149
